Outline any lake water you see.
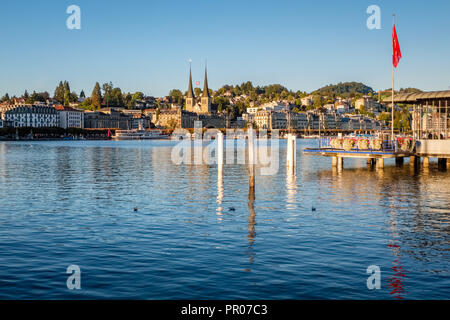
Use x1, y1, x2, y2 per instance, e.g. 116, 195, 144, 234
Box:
0, 139, 448, 299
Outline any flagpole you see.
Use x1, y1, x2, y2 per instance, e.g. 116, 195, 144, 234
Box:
391, 14, 395, 140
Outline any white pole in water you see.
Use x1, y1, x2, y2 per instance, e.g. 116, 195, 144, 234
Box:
293, 134, 297, 166
217, 131, 224, 167
286, 134, 296, 171
286, 134, 292, 167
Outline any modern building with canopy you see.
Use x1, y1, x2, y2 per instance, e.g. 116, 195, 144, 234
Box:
385, 90, 450, 164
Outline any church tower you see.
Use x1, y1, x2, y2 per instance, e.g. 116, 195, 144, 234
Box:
200, 66, 211, 113
185, 65, 195, 112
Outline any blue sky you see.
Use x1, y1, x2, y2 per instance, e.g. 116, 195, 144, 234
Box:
1, 0, 449, 97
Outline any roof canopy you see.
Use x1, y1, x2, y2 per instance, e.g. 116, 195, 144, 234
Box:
383, 90, 450, 104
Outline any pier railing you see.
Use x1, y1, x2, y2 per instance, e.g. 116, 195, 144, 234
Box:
318, 137, 411, 153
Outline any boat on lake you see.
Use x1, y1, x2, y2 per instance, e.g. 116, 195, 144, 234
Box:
112, 129, 169, 140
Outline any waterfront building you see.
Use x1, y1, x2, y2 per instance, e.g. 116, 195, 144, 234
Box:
54, 105, 84, 129
323, 113, 338, 130
84, 108, 132, 129
291, 112, 309, 130
131, 115, 152, 130
3, 105, 58, 128
229, 117, 246, 129
338, 117, 351, 130
384, 91, 450, 165
149, 109, 185, 128
254, 110, 281, 129
307, 113, 320, 130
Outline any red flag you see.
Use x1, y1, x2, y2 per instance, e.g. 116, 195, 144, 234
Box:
392, 24, 402, 68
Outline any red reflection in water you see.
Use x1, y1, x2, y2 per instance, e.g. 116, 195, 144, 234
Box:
387, 243, 408, 299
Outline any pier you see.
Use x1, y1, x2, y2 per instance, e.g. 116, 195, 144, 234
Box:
303, 90, 450, 170
303, 137, 414, 169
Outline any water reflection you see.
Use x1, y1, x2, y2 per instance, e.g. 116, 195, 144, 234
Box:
315, 164, 450, 265
217, 165, 223, 220
286, 170, 297, 211
387, 243, 407, 299
246, 183, 256, 270
0, 140, 448, 299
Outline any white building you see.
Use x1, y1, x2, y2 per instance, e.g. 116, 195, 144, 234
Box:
323, 104, 335, 113
301, 96, 314, 107
254, 110, 288, 130
335, 103, 349, 114
3, 105, 58, 128
54, 105, 84, 129
247, 101, 286, 115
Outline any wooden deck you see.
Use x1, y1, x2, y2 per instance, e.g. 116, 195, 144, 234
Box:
303, 148, 413, 159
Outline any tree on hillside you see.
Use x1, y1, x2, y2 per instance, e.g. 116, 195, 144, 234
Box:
1, 93, 10, 102
313, 82, 374, 98
132, 92, 144, 101
111, 87, 124, 107
213, 96, 230, 113
63, 81, 70, 95
169, 89, 184, 105
54, 81, 65, 103
313, 95, 323, 109
91, 82, 102, 109
54, 81, 77, 104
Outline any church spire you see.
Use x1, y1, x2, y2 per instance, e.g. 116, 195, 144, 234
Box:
202, 64, 210, 98
187, 63, 195, 99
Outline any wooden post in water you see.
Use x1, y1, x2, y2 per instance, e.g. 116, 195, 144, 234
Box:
332, 156, 338, 168
217, 131, 224, 188
410, 156, 419, 168
423, 157, 430, 168
337, 156, 344, 170
376, 158, 384, 169
438, 158, 447, 171
248, 128, 255, 190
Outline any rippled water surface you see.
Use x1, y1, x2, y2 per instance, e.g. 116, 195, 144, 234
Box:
0, 139, 448, 299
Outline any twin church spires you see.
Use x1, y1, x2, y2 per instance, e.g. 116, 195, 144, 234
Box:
185, 63, 211, 113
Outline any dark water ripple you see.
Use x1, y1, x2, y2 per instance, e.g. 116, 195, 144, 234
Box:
0, 140, 448, 299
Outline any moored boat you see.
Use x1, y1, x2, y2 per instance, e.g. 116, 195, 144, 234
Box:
112, 129, 169, 140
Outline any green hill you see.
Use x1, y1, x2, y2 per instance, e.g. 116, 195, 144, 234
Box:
312, 82, 374, 98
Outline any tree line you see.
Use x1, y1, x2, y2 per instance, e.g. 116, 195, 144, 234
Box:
0, 81, 147, 110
